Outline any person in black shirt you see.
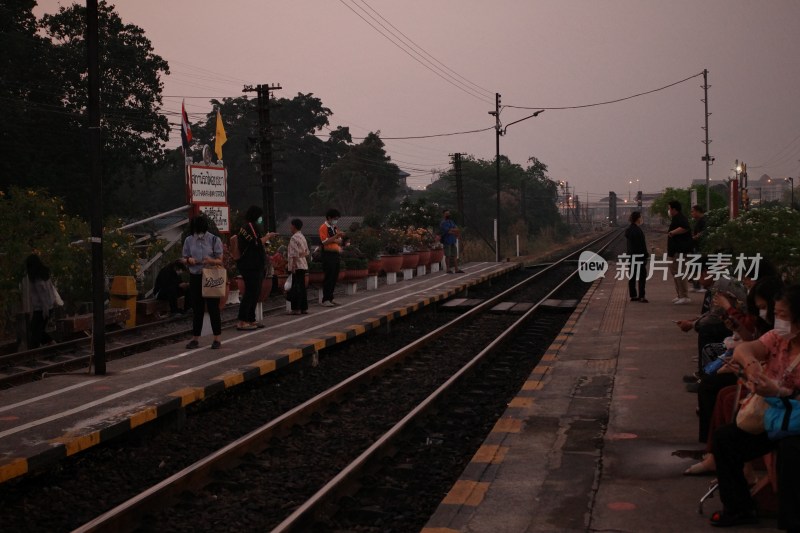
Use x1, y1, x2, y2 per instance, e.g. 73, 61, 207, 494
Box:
154, 260, 188, 316
624, 211, 649, 302
666, 200, 694, 304
689, 204, 707, 293
236, 205, 277, 330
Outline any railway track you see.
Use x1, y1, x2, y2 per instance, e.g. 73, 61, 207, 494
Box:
0, 300, 288, 388
67, 231, 620, 533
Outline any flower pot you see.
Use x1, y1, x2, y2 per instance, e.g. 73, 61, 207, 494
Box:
345, 269, 369, 281
367, 259, 382, 275
401, 252, 420, 270
380, 254, 404, 274
308, 270, 325, 285
276, 274, 289, 293
430, 248, 444, 265
416, 249, 432, 266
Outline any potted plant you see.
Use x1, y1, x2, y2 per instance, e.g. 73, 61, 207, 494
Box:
307, 260, 325, 285
380, 227, 406, 273
343, 256, 369, 281
349, 228, 383, 274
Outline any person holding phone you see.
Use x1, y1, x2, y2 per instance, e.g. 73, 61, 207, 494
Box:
319, 208, 344, 307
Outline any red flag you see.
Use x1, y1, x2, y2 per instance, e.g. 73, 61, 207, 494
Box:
181, 99, 192, 152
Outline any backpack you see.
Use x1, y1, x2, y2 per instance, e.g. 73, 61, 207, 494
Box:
229, 234, 241, 260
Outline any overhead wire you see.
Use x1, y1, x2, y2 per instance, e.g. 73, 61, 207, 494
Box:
337, 0, 493, 104
505, 71, 705, 110
353, 0, 493, 98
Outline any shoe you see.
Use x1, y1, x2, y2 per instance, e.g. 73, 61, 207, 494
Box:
331, 301, 340, 306
300, 311, 308, 315
630, 297, 640, 302
683, 374, 700, 383
684, 456, 715, 475
709, 509, 758, 527
253, 322, 265, 328
185, 340, 199, 349
674, 297, 692, 305
321, 301, 334, 307
447, 271, 455, 274
455, 269, 465, 273
211, 340, 221, 349
236, 324, 257, 331
639, 298, 649, 303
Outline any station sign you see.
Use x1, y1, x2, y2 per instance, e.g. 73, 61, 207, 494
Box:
197, 204, 229, 233
188, 165, 227, 205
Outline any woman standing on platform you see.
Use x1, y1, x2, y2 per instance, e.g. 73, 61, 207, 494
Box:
22, 254, 61, 348
287, 218, 310, 315
624, 211, 649, 303
182, 215, 224, 350
235, 206, 277, 330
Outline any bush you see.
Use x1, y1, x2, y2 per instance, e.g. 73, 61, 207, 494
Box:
703, 206, 800, 281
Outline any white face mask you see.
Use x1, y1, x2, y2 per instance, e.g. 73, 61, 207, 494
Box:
759, 309, 768, 320
195, 232, 205, 239
773, 317, 796, 340
331, 219, 339, 226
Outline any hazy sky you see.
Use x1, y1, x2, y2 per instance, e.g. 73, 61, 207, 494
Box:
36, 1, 800, 202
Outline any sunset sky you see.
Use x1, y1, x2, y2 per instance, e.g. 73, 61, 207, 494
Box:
36, 1, 800, 201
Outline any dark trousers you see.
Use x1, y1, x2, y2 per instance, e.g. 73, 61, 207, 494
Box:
712, 423, 774, 514
29, 310, 53, 348
189, 273, 221, 336
322, 251, 340, 303
238, 268, 263, 323
288, 269, 308, 311
627, 263, 647, 299
777, 436, 800, 530
697, 372, 738, 442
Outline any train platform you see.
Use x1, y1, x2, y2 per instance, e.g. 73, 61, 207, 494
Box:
0, 261, 517, 485
423, 267, 780, 532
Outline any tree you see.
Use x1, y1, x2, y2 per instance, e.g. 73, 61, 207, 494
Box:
313, 132, 401, 216
650, 185, 727, 220
3, 1, 170, 217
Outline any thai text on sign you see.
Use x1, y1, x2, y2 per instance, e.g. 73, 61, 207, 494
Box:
188, 165, 227, 203
198, 204, 229, 233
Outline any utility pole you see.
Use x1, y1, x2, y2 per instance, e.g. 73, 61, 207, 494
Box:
494, 93, 501, 262
701, 69, 714, 213
87, 0, 105, 374
450, 153, 464, 225
243, 83, 281, 232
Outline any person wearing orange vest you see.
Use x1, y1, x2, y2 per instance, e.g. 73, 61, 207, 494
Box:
318, 208, 345, 306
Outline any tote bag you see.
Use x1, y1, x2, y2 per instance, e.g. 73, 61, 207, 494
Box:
201, 267, 227, 298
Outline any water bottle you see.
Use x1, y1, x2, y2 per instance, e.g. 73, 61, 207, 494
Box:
703, 349, 733, 375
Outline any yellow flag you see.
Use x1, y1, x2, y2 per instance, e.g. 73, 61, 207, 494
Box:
214, 109, 227, 160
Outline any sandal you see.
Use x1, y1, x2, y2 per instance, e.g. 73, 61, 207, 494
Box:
709, 509, 758, 527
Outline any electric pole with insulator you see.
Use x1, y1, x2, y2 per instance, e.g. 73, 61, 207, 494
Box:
243, 83, 281, 231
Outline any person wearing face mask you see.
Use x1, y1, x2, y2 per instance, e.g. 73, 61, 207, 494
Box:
708, 284, 800, 528
318, 208, 345, 307
440, 209, 463, 274
686, 276, 783, 475
235, 205, 278, 330
182, 215, 224, 349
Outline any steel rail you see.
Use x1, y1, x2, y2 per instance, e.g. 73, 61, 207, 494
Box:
72, 231, 621, 533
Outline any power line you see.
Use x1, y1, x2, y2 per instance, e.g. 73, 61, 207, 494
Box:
353, 0, 493, 98
505, 71, 704, 110
337, 0, 493, 104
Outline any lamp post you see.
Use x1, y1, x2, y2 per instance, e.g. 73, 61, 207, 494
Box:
490, 93, 544, 262
787, 177, 794, 209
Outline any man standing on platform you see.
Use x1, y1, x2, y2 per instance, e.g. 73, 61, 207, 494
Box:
666, 200, 693, 304
440, 209, 463, 274
689, 204, 707, 293
319, 208, 344, 307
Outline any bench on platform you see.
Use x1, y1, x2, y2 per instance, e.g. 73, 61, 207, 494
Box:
136, 296, 185, 324
55, 308, 131, 337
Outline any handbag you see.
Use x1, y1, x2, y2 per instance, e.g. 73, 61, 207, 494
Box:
736, 351, 800, 434
736, 393, 769, 434
201, 267, 227, 298
283, 275, 292, 292
764, 396, 800, 439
